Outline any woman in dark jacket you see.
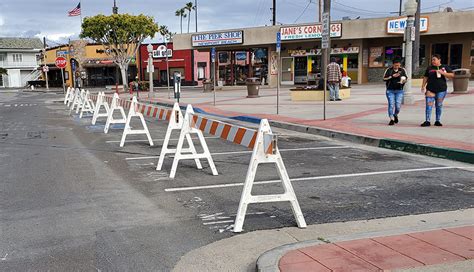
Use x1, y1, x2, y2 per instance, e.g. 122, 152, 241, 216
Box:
383, 59, 407, 125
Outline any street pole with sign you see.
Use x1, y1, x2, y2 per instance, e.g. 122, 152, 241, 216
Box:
211, 47, 216, 106
165, 35, 171, 99
147, 44, 154, 98
403, 0, 417, 105
43, 65, 49, 90
321, 1, 331, 120
55, 57, 67, 94
276, 32, 281, 114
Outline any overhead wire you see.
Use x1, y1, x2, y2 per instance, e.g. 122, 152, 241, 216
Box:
294, 0, 313, 23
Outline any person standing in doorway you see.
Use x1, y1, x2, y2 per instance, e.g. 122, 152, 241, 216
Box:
383, 59, 407, 125
420, 54, 454, 127
326, 57, 342, 101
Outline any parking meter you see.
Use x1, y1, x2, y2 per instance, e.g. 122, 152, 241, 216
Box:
173, 72, 182, 102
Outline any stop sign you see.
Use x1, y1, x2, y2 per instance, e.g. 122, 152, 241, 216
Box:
55, 57, 67, 69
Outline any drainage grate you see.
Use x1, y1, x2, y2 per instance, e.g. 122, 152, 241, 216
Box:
0, 132, 7, 139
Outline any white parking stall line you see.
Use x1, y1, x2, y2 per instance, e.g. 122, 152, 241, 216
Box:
202, 220, 235, 225
106, 136, 220, 143
164, 166, 473, 192
125, 146, 351, 161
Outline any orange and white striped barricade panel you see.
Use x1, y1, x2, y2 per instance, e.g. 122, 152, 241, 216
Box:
233, 119, 306, 232
92, 92, 110, 125
104, 93, 127, 134
79, 90, 95, 118
156, 103, 203, 171
168, 104, 217, 179
69, 89, 82, 114
75, 89, 87, 114
64, 87, 71, 105
119, 96, 154, 147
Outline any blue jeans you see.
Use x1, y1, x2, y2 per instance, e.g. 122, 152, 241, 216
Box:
328, 82, 340, 100
425, 91, 447, 122
386, 89, 404, 118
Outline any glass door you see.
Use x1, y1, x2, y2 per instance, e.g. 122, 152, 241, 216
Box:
294, 56, 308, 84
281, 57, 293, 85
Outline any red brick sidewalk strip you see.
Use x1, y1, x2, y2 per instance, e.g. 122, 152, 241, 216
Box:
279, 226, 473, 272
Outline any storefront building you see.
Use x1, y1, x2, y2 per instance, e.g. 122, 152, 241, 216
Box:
174, 10, 474, 86
138, 43, 210, 86
43, 41, 137, 88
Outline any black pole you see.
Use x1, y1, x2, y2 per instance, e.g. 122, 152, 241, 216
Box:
195, 0, 198, 32
413, 0, 421, 72
399, 0, 402, 16
113, 0, 118, 14
272, 0, 276, 25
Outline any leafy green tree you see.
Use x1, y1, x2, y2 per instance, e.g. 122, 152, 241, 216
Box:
175, 8, 187, 34
184, 2, 195, 33
0, 67, 7, 75
80, 14, 159, 90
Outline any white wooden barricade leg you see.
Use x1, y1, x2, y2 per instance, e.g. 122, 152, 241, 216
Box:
64, 87, 71, 104
156, 103, 202, 171
233, 119, 306, 233
69, 89, 81, 114
92, 92, 110, 125
79, 90, 95, 118
104, 93, 127, 133
119, 96, 154, 147
75, 89, 86, 114
168, 105, 217, 179
67, 88, 77, 107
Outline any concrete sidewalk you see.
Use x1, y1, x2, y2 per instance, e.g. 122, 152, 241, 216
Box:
137, 81, 474, 163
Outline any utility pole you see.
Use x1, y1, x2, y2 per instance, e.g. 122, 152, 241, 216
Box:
195, 0, 198, 32
272, 0, 276, 25
322, 0, 331, 120
399, 0, 402, 16
319, 0, 323, 22
113, 0, 118, 14
413, 0, 421, 72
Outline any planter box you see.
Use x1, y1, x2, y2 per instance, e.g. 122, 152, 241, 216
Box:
290, 88, 351, 101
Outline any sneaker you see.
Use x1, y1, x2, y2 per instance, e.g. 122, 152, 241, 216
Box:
394, 114, 399, 124
336, 98, 342, 101
434, 121, 443, 126
420, 121, 431, 127
330, 98, 335, 101
388, 120, 395, 126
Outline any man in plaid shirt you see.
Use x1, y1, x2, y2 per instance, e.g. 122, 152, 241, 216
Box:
326, 57, 342, 101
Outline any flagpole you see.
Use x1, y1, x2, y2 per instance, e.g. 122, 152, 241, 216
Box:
79, 0, 83, 29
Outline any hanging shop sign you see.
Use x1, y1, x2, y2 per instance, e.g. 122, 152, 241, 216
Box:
386, 17, 429, 34
280, 23, 342, 41
192, 31, 243, 47
288, 47, 359, 57
152, 45, 173, 58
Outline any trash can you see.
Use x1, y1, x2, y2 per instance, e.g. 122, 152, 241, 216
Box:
452, 68, 471, 93
246, 77, 261, 98
203, 80, 214, 93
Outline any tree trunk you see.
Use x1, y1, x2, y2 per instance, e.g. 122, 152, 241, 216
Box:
180, 16, 183, 34
187, 12, 191, 33
119, 63, 128, 91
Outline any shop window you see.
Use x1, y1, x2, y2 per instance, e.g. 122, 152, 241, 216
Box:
0, 54, 5, 62
369, 47, 384, 68
419, 44, 426, 65
0, 74, 4, 87
12, 53, 23, 63
197, 66, 205, 80
449, 44, 463, 70
252, 48, 268, 85
432, 43, 449, 64
384, 47, 403, 67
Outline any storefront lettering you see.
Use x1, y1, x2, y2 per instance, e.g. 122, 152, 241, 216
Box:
192, 31, 243, 47
288, 47, 359, 56
281, 23, 342, 41
387, 17, 429, 34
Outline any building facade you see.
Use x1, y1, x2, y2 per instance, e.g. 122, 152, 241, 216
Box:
174, 10, 474, 86
0, 37, 43, 88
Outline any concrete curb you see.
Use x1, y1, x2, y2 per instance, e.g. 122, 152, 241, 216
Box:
256, 221, 474, 272
269, 120, 474, 164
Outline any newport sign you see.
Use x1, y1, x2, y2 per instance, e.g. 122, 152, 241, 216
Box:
387, 17, 429, 34
280, 24, 342, 41
192, 31, 243, 47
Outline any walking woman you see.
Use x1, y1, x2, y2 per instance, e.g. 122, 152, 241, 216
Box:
383, 59, 407, 125
420, 54, 454, 127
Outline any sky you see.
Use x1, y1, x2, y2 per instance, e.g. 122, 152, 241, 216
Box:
0, 0, 472, 45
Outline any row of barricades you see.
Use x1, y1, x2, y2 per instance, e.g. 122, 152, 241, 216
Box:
63, 87, 306, 233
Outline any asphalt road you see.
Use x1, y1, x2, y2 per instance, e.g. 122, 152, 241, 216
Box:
1, 90, 473, 271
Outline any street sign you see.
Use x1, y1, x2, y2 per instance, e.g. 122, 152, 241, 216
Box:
211, 47, 216, 63
42, 66, 49, 72
322, 12, 330, 49
55, 57, 67, 69
276, 32, 281, 53
146, 61, 155, 73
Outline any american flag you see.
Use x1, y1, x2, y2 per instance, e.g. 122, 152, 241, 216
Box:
68, 3, 81, 17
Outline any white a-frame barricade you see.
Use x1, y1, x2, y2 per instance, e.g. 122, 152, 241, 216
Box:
79, 90, 95, 118
69, 89, 83, 114
67, 88, 78, 107
75, 89, 86, 114
91, 92, 110, 125
104, 93, 127, 133
164, 105, 218, 179
233, 119, 306, 232
156, 103, 203, 174
64, 87, 72, 105
119, 96, 154, 147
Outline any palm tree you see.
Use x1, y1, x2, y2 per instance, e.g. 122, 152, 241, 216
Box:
184, 2, 195, 33
175, 8, 187, 34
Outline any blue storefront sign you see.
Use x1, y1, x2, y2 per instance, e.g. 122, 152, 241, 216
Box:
192, 31, 243, 47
